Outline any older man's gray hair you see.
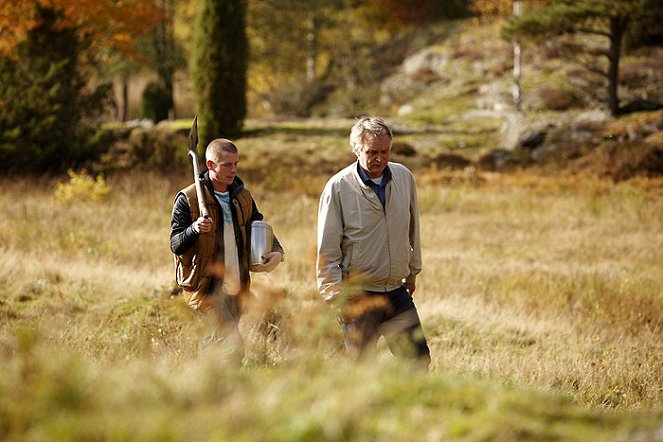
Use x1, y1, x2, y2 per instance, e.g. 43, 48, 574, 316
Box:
349, 116, 393, 155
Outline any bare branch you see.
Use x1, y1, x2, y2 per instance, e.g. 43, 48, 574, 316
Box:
574, 27, 612, 38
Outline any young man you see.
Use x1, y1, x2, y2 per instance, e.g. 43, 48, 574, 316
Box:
171, 138, 284, 362
317, 117, 430, 367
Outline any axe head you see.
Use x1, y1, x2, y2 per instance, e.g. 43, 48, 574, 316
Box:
188, 115, 198, 153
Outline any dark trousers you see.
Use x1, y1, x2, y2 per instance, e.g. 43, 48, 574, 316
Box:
342, 285, 430, 366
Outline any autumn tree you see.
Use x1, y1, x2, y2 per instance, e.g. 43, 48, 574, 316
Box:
137, 0, 185, 121
247, 0, 473, 117
505, 0, 656, 116
0, 6, 91, 172
191, 0, 247, 144
247, 0, 349, 116
369, 0, 469, 25
0, 0, 164, 172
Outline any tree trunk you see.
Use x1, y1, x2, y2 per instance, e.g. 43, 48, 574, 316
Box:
121, 77, 128, 121
153, 0, 175, 120
607, 15, 627, 116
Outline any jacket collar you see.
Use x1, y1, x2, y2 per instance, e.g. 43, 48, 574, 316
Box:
200, 170, 245, 198
356, 161, 392, 186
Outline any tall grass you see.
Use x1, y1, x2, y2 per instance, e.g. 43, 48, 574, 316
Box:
1, 163, 662, 440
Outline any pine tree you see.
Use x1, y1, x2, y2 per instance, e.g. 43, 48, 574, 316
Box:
0, 6, 97, 172
505, 0, 652, 116
191, 0, 248, 146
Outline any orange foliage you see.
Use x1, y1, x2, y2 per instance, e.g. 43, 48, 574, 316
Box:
0, 0, 165, 57
367, 0, 461, 25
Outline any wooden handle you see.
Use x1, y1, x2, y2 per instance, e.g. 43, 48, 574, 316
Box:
194, 178, 209, 219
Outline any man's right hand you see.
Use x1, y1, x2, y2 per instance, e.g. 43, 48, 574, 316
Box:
192, 216, 212, 234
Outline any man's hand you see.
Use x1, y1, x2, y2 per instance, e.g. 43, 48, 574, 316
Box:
405, 282, 416, 297
192, 216, 212, 234
251, 251, 283, 273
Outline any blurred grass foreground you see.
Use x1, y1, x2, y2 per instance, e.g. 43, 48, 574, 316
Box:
1, 122, 663, 440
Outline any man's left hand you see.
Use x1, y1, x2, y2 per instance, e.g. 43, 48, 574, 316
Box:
251, 251, 283, 273
405, 282, 416, 296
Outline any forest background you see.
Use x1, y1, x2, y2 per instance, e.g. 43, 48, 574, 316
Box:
1, 0, 663, 440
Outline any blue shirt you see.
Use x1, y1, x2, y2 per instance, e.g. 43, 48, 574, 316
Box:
357, 162, 392, 208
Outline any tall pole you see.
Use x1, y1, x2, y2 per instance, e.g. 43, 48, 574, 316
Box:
512, 0, 523, 111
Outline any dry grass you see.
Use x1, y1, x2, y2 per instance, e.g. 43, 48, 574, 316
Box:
416, 173, 663, 408
1, 165, 662, 440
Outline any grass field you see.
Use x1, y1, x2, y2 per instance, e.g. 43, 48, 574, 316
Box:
1, 126, 662, 440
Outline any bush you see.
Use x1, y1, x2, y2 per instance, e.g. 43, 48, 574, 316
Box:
537, 86, 582, 111
140, 81, 171, 123
54, 170, 111, 204
131, 128, 189, 172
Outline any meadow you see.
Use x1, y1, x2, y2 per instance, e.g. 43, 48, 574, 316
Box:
1, 122, 662, 440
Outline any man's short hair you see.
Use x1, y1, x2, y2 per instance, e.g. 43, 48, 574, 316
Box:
206, 138, 238, 162
349, 116, 393, 155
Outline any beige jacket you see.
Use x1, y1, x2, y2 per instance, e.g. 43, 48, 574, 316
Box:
316, 161, 422, 302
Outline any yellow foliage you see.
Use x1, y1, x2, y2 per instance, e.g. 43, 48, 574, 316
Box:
54, 169, 111, 204
470, 0, 552, 18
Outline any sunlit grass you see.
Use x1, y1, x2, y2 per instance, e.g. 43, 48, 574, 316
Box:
1, 161, 662, 439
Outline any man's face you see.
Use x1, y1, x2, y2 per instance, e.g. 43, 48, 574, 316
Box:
208, 150, 239, 190
357, 133, 390, 179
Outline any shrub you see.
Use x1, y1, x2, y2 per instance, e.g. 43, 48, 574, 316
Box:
537, 86, 582, 111
140, 81, 171, 123
54, 170, 111, 204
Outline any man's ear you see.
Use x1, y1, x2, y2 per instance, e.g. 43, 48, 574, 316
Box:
206, 159, 214, 169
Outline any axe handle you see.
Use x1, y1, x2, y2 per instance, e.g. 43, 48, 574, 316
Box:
189, 151, 210, 219
194, 178, 210, 219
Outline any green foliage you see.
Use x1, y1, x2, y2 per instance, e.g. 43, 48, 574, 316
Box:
0, 337, 659, 441
505, 2, 603, 41
504, 0, 655, 44
624, 0, 663, 48
129, 127, 190, 172
0, 6, 112, 173
247, 1, 402, 118
191, 0, 248, 146
503, 0, 656, 116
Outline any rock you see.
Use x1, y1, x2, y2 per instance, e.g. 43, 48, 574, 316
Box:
401, 47, 450, 77
519, 130, 546, 149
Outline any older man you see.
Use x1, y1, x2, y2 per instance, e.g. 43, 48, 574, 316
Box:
317, 117, 430, 366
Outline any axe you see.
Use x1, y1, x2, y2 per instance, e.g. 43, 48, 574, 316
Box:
187, 116, 209, 219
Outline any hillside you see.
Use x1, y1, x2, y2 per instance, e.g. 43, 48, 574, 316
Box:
104, 18, 663, 183
375, 19, 663, 181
